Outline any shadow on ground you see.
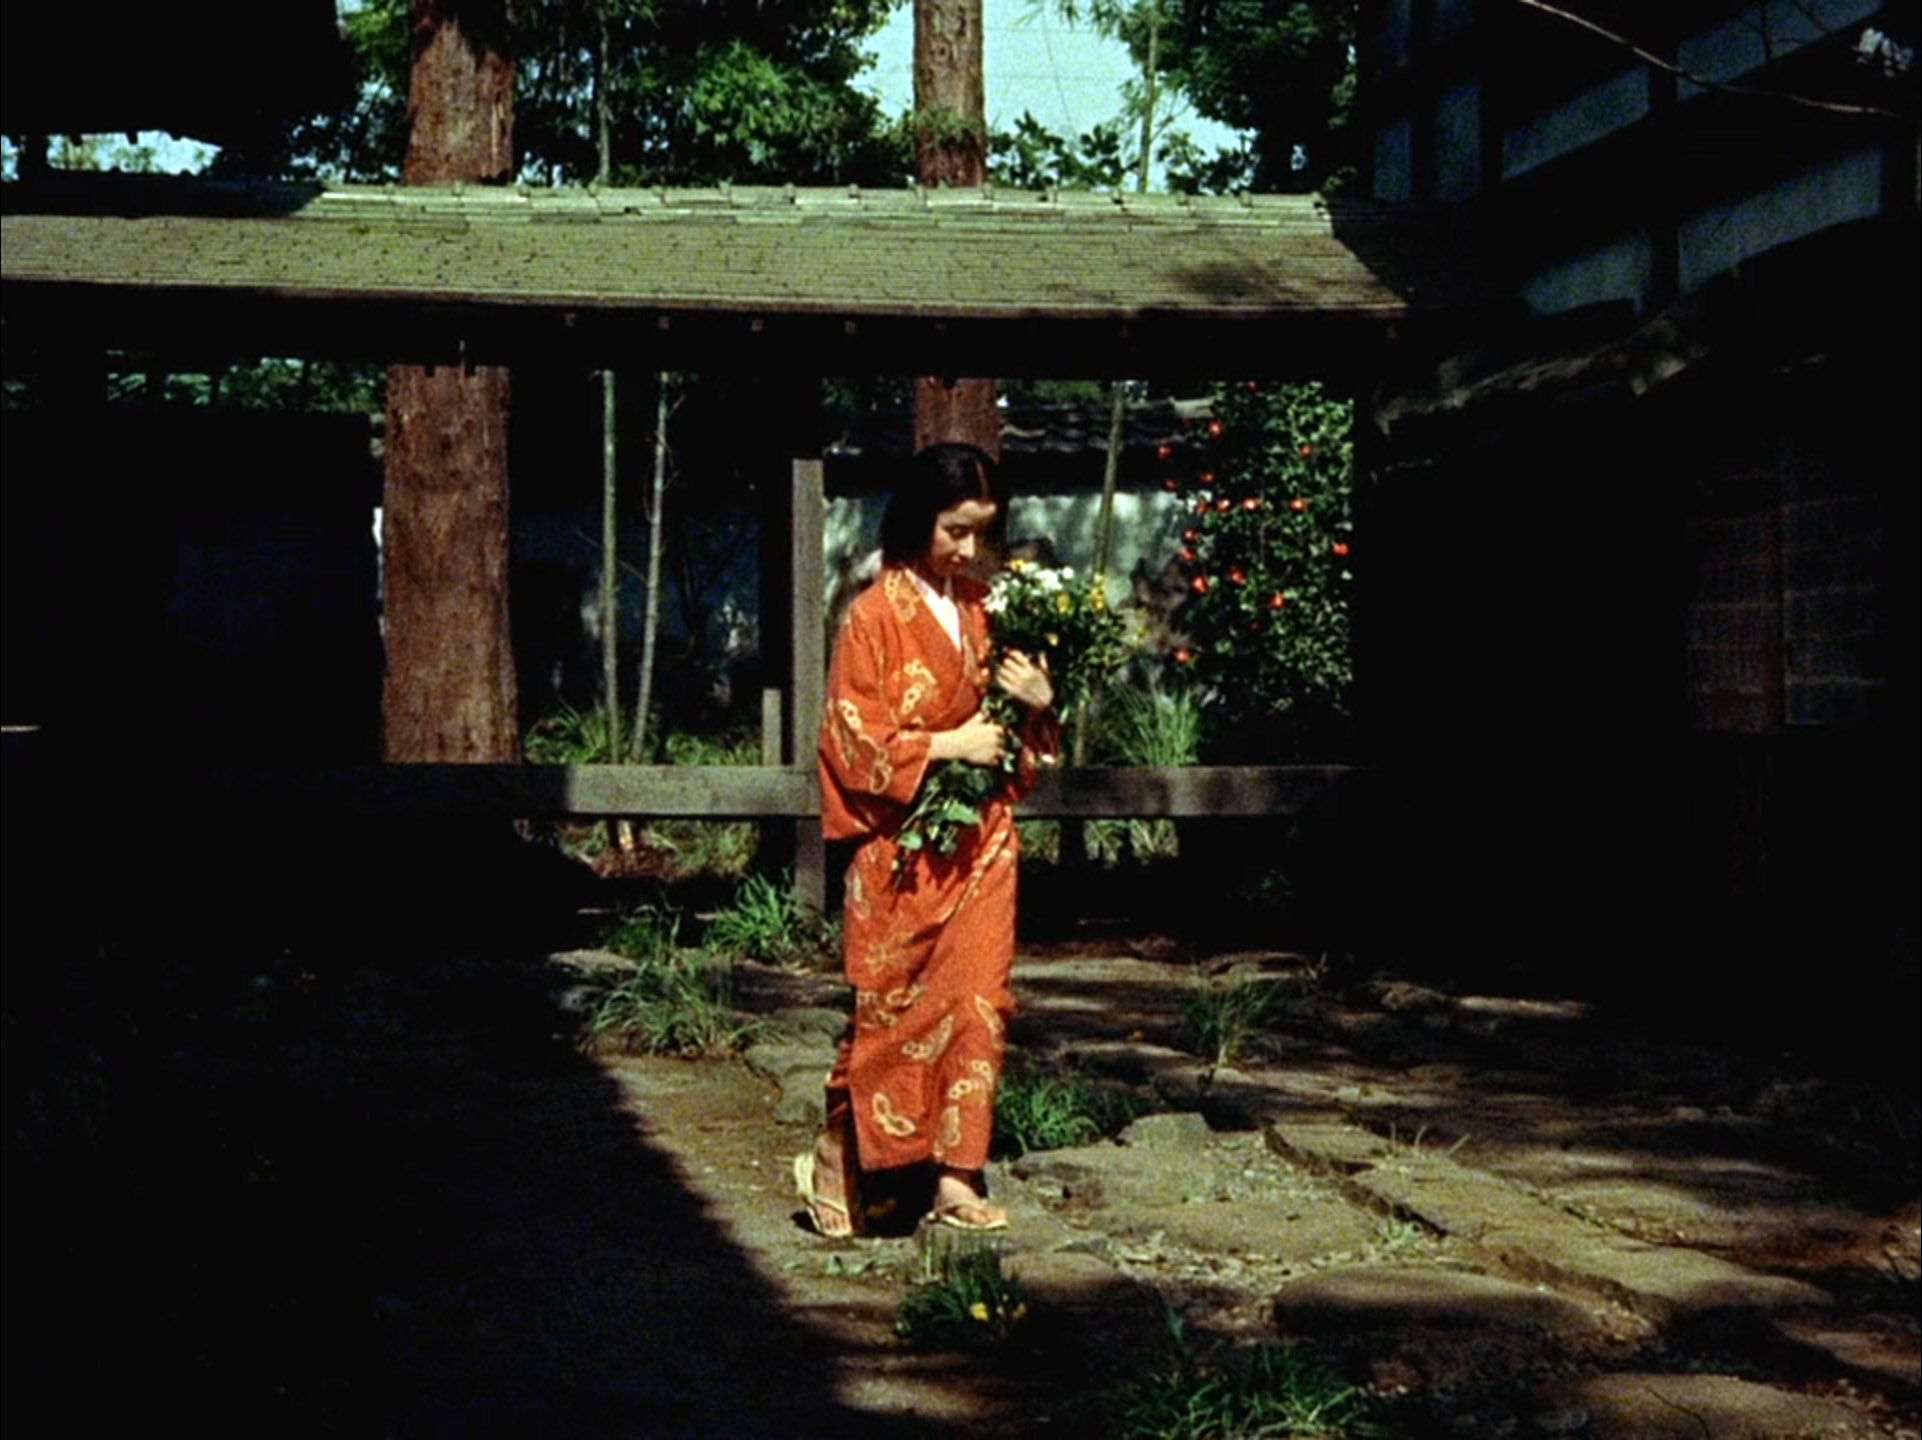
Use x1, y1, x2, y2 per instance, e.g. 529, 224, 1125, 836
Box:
2, 815, 1001, 1439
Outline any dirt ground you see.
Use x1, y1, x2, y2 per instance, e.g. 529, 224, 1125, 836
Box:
4, 839, 1917, 1438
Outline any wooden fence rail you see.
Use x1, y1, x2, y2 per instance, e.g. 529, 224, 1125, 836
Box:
185, 763, 1369, 820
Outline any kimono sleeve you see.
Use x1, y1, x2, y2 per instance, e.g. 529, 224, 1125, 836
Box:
818, 600, 933, 812
1010, 702, 1062, 803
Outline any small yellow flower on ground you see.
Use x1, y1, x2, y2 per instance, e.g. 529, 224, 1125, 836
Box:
970, 1302, 991, 1322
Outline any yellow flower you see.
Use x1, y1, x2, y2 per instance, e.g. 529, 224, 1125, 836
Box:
1046, 633, 1061, 648
1055, 592, 1073, 613
969, 1302, 990, 1322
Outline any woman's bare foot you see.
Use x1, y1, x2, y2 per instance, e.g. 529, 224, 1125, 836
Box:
795, 1130, 856, 1237
932, 1167, 1007, 1230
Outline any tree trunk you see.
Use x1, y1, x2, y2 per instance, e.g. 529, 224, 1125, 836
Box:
381, 0, 518, 763
912, 0, 998, 457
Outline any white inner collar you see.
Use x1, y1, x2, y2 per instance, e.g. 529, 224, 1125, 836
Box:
906, 567, 962, 650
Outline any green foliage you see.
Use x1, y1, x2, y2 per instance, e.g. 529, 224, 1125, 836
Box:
1183, 972, 1290, 1069
704, 872, 839, 971
1041, 0, 1356, 194
994, 1056, 1149, 1157
211, 0, 905, 188
1094, 1307, 1378, 1438
590, 907, 766, 1057
895, 1234, 1030, 1350
990, 112, 1130, 190
1163, 381, 1355, 759
1085, 679, 1207, 862
524, 701, 625, 765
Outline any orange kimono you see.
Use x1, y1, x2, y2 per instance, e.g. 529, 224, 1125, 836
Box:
817, 566, 1058, 1174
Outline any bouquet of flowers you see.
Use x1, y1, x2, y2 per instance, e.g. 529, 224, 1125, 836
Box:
893, 561, 1126, 880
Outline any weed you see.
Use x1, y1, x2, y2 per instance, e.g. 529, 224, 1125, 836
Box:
1183, 973, 1290, 1069
993, 1056, 1149, 1158
642, 728, 763, 879
1088, 681, 1207, 864
1373, 1217, 1427, 1254
589, 907, 766, 1057
524, 701, 622, 765
1094, 1307, 1379, 1439
704, 872, 839, 971
895, 1232, 1029, 1349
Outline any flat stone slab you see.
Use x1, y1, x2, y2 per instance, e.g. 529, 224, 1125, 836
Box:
1268, 1121, 1832, 1326
1273, 1267, 1606, 1338
1012, 1143, 1219, 1208
1118, 1111, 1212, 1152
742, 1040, 833, 1125
1529, 1372, 1880, 1439
1103, 1199, 1381, 1262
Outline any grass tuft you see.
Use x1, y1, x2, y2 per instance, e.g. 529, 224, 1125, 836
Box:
703, 872, 840, 971
589, 906, 766, 1057
994, 1056, 1149, 1158
1182, 972, 1292, 1069
1094, 1307, 1379, 1439
895, 1232, 1030, 1350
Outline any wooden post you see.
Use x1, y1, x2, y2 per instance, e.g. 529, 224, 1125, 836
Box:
790, 458, 827, 911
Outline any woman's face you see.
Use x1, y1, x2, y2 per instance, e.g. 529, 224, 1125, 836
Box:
925, 498, 998, 580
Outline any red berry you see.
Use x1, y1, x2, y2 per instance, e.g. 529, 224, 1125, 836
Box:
1216, 498, 1232, 512
1182, 528, 1200, 544
1207, 419, 1224, 439
1242, 496, 1261, 512
1191, 575, 1212, 595
1290, 497, 1308, 512
1173, 647, 1194, 665
1331, 541, 1350, 557
1298, 443, 1314, 458
1179, 547, 1197, 564
1199, 471, 1216, 486
1268, 592, 1286, 610
1162, 476, 1180, 492
1156, 443, 1175, 461
1228, 566, 1246, 585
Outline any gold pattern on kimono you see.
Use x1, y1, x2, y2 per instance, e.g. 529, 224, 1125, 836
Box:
846, 866, 870, 921
901, 1012, 955, 1062
872, 1092, 917, 1137
883, 982, 926, 1012
853, 990, 900, 1028
969, 1059, 995, 1085
947, 1075, 985, 1101
861, 935, 913, 979
883, 567, 920, 623
833, 698, 893, 793
972, 996, 1005, 1041
936, 1104, 963, 1152
897, 659, 938, 721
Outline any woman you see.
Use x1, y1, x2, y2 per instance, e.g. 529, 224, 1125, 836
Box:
796, 443, 1057, 1235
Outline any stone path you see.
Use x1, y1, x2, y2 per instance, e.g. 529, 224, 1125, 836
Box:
607, 942, 1922, 1439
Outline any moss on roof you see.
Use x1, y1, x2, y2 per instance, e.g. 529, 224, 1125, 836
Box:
3, 180, 1438, 322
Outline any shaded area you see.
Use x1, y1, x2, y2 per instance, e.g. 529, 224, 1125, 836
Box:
0, 780, 1008, 1438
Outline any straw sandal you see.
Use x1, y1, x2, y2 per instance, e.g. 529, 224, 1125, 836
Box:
931, 1170, 1008, 1231
793, 1151, 856, 1238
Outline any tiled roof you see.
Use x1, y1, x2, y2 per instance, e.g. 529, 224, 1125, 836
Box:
2, 179, 1462, 373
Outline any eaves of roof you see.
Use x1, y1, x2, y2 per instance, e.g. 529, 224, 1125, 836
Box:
1, 179, 1472, 376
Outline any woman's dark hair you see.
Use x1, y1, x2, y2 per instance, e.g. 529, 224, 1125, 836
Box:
880, 443, 1005, 565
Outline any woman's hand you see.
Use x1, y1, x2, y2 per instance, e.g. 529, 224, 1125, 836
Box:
995, 650, 1055, 711
928, 713, 1007, 767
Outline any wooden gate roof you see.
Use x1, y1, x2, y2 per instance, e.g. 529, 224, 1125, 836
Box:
1, 178, 1466, 377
